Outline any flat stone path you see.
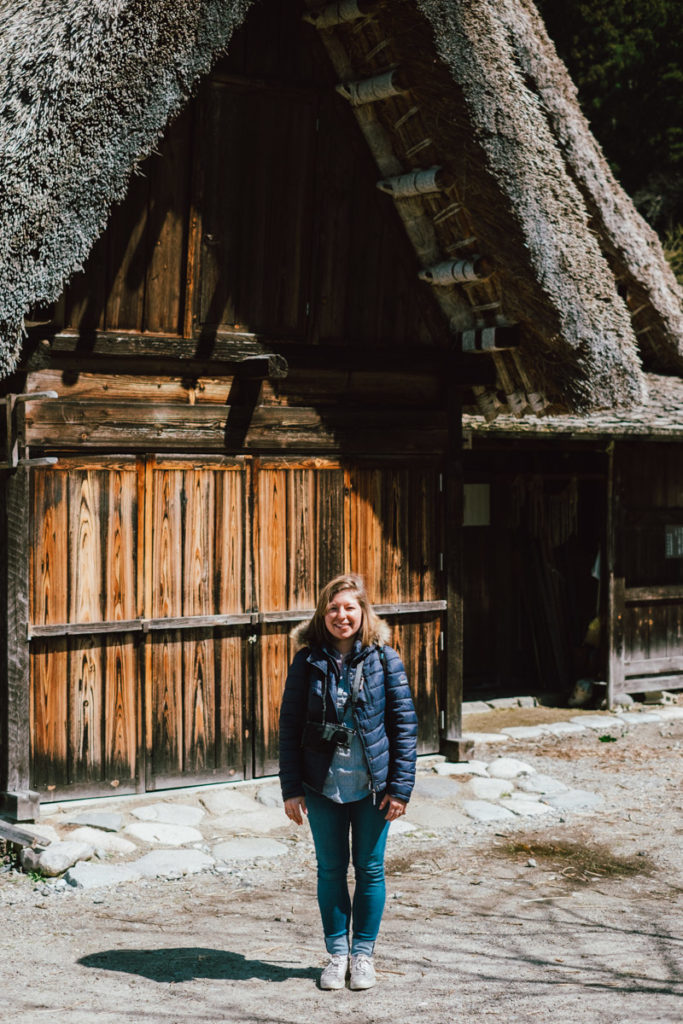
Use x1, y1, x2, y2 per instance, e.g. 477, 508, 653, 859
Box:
14, 699, 681, 891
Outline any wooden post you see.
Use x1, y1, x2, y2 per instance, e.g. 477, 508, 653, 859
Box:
440, 376, 474, 762
1, 465, 40, 820
605, 443, 625, 706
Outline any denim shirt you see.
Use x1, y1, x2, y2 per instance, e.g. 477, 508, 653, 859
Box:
322, 650, 372, 803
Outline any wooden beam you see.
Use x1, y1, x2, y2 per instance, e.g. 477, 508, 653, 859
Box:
606, 446, 625, 704
27, 600, 448, 640
460, 324, 520, 353
237, 355, 289, 380
0, 820, 52, 849
440, 382, 473, 762
28, 331, 495, 389
1, 466, 39, 821
24, 401, 449, 452
624, 585, 683, 603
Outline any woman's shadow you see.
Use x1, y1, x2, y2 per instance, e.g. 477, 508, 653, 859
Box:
78, 948, 318, 983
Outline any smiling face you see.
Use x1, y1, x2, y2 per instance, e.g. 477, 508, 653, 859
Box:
324, 589, 362, 652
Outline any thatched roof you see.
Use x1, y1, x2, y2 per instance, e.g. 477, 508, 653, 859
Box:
463, 373, 683, 441
1, 0, 681, 414
0, 0, 251, 376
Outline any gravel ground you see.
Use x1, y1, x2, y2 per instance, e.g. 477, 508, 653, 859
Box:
1, 713, 682, 1024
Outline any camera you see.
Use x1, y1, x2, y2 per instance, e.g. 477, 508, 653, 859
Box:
301, 721, 354, 754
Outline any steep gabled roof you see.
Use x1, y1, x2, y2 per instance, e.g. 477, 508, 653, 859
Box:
0, 0, 681, 416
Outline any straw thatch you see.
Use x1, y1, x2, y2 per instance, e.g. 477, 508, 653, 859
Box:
0, 0, 250, 377
463, 373, 683, 441
0, 0, 681, 413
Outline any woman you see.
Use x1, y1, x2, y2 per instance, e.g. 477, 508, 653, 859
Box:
279, 574, 418, 991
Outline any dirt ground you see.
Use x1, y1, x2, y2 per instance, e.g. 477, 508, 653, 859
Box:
2, 715, 682, 1024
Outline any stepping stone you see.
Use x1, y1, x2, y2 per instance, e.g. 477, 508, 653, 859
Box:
23, 840, 94, 877
388, 818, 417, 835
408, 804, 470, 830
413, 777, 461, 801
212, 838, 289, 862
463, 800, 517, 823
516, 773, 568, 796
65, 861, 142, 889
544, 721, 586, 736
124, 822, 203, 846
462, 732, 509, 744
209, 810, 285, 835
570, 716, 625, 734
433, 760, 489, 777
255, 784, 284, 808
487, 757, 536, 779
544, 789, 603, 813
199, 789, 264, 816
617, 712, 663, 724
130, 803, 205, 827
462, 701, 493, 714
488, 697, 526, 709
656, 707, 683, 720
500, 725, 548, 739
463, 777, 512, 801
67, 812, 123, 833
133, 849, 215, 878
499, 798, 554, 818
68, 827, 137, 855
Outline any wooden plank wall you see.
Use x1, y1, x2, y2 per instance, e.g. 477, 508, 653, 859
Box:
618, 442, 683, 689
30, 462, 140, 795
52, 0, 438, 353
29, 458, 250, 796
253, 461, 442, 775
144, 460, 248, 788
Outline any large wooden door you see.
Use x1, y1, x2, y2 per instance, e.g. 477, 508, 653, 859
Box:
143, 457, 250, 789
30, 458, 142, 798
29, 457, 443, 798
253, 460, 444, 776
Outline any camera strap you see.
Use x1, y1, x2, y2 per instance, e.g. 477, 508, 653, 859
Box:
338, 660, 364, 727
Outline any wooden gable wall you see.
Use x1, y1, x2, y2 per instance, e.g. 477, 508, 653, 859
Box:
53, 0, 442, 360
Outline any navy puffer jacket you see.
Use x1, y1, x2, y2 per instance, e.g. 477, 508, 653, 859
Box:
279, 622, 418, 804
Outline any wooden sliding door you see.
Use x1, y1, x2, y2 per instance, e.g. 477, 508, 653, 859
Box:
29, 456, 443, 798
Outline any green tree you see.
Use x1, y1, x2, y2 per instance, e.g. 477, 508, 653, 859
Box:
536, 0, 683, 232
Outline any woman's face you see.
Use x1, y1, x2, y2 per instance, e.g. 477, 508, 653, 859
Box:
324, 590, 362, 649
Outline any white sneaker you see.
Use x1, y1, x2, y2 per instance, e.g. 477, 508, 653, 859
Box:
350, 953, 376, 990
320, 954, 348, 990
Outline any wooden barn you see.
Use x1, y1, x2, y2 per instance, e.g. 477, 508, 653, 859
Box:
462, 374, 683, 707
1, 0, 681, 818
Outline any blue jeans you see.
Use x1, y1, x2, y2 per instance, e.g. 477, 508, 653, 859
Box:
305, 787, 390, 956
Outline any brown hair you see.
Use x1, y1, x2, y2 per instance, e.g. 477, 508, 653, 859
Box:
298, 573, 384, 649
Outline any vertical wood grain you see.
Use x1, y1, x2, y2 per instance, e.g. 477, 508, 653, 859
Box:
30, 470, 69, 789
216, 632, 244, 776
216, 468, 245, 613
104, 469, 138, 783
150, 467, 183, 778
144, 108, 192, 334
68, 471, 104, 782
183, 470, 216, 773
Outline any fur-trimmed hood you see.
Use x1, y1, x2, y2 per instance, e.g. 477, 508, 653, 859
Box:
290, 617, 392, 652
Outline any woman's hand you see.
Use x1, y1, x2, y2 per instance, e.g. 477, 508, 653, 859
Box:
379, 794, 407, 821
284, 796, 307, 825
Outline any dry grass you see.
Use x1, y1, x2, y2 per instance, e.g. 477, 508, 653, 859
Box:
461, 705, 605, 733
494, 838, 655, 884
